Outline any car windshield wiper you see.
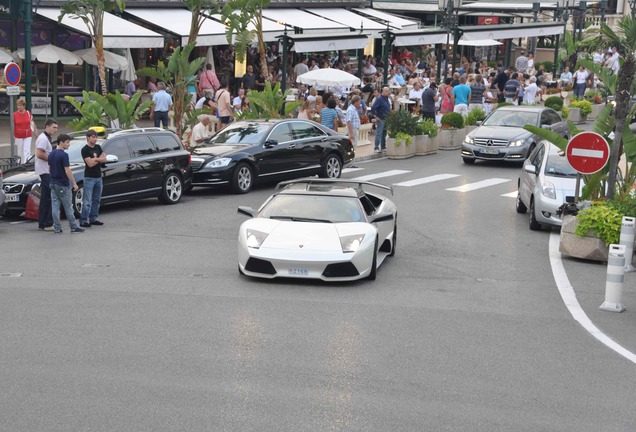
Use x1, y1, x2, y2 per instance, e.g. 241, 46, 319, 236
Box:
270, 216, 332, 223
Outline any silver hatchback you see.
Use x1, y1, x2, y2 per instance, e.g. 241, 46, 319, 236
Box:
462, 106, 569, 164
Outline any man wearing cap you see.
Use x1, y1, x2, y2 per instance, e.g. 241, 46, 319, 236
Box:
48, 134, 84, 234
420, 83, 438, 121
80, 129, 107, 228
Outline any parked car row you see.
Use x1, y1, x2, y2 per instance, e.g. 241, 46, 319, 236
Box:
2, 120, 354, 218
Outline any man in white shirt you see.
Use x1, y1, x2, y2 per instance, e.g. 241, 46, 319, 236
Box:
593, 50, 603, 64
573, 65, 589, 97
409, 82, 424, 101
523, 76, 540, 105
294, 57, 309, 83
233, 88, 244, 112
361, 58, 377, 77
190, 115, 213, 147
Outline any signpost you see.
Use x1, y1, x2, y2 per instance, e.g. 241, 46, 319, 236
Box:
566, 131, 611, 202
4, 62, 22, 161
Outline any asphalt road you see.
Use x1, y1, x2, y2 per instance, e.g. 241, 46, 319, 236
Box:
1, 150, 635, 431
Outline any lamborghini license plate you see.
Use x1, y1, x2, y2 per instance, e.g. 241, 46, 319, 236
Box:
288, 268, 309, 276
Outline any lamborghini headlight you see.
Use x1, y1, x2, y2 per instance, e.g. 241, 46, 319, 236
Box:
205, 157, 232, 169
246, 229, 269, 249
340, 234, 365, 253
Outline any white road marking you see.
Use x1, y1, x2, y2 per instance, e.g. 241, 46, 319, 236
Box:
394, 174, 460, 187
446, 178, 510, 192
353, 170, 411, 181
342, 168, 365, 174
9, 220, 30, 224
549, 232, 636, 364
501, 191, 518, 198
571, 148, 605, 158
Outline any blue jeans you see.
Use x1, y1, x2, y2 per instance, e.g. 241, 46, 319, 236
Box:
574, 82, 586, 97
154, 111, 169, 128
374, 118, 387, 151
38, 174, 53, 228
81, 177, 103, 224
50, 183, 79, 231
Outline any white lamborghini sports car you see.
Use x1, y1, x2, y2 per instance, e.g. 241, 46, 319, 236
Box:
237, 178, 397, 281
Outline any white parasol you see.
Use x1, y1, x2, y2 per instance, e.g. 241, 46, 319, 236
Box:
0, 49, 16, 64
73, 48, 129, 71
297, 68, 361, 87
122, 48, 137, 82
14, 44, 83, 119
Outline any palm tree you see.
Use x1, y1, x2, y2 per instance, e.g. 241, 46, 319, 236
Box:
582, 16, 636, 200
59, 0, 126, 97
184, 0, 220, 45
221, 0, 271, 81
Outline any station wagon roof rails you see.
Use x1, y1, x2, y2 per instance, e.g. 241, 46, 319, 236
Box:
109, 127, 174, 137
275, 178, 393, 195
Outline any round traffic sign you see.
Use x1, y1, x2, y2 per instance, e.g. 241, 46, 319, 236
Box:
566, 131, 610, 175
4, 62, 21, 86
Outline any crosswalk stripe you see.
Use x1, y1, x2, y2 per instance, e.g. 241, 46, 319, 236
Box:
446, 178, 511, 192
352, 170, 411, 181
342, 168, 365, 174
394, 173, 461, 187
501, 192, 517, 198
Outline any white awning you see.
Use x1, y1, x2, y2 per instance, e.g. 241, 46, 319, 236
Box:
291, 33, 371, 52
208, 13, 286, 43
460, 22, 564, 41
458, 39, 502, 46
126, 8, 228, 46
261, 9, 350, 33
36, 7, 164, 48
305, 8, 386, 33
352, 8, 419, 30
393, 29, 447, 47
373, 2, 440, 12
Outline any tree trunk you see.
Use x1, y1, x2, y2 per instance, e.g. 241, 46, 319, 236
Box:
188, 11, 200, 46
606, 54, 635, 200
95, 38, 108, 97
257, 12, 268, 81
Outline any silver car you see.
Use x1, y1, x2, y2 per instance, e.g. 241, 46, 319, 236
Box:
462, 106, 569, 164
516, 141, 579, 230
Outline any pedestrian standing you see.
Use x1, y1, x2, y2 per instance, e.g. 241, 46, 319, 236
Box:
420, 83, 438, 121
515, 50, 529, 74
346, 95, 361, 147
370, 87, 391, 153
13, 99, 35, 164
150, 82, 173, 128
80, 129, 107, 228
48, 134, 84, 234
215, 80, 233, 130
573, 65, 589, 98
34, 119, 58, 231
198, 63, 220, 97
452, 76, 471, 117
468, 74, 485, 113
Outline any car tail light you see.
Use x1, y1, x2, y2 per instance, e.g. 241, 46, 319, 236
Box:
188, 154, 192, 164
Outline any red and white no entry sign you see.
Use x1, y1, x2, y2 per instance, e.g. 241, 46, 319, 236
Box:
4, 62, 21, 87
566, 131, 610, 175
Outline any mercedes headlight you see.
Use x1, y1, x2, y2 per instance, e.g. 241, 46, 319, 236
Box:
246, 229, 269, 249
340, 234, 365, 253
541, 181, 557, 200
205, 157, 232, 169
509, 139, 524, 147
464, 135, 474, 144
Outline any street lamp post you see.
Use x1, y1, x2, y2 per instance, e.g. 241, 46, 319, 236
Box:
276, 22, 293, 93
380, 22, 394, 86
438, 0, 462, 79
553, 0, 570, 75
577, 1, 586, 42
600, 0, 607, 23
530, 2, 540, 54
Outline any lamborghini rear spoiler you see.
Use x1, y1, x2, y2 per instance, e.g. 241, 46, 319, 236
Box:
275, 178, 393, 195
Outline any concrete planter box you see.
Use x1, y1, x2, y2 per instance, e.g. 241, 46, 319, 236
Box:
338, 123, 373, 147
386, 137, 416, 159
438, 128, 465, 150
415, 134, 438, 156
559, 215, 609, 262
588, 103, 604, 120
568, 107, 587, 124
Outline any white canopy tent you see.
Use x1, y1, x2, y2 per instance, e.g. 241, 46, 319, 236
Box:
207, 12, 286, 43
458, 39, 503, 46
459, 22, 564, 41
73, 48, 128, 71
291, 33, 371, 53
297, 68, 361, 87
352, 8, 419, 30
393, 29, 448, 47
261, 9, 351, 34
36, 7, 164, 48
305, 8, 386, 35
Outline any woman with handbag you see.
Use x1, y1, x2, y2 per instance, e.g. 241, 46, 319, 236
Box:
13, 99, 36, 164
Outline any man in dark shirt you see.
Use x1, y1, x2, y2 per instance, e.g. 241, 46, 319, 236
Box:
80, 129, 107, 227
48, 134, 83, 234
420, 83, 438, 120
254, 71, 266, 92
370, 86, 392, 153
494, 67, 510, 103
242, 65, 256, 91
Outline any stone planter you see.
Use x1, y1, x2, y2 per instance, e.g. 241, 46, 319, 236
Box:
415, 134, 438, 156
438, 128, 465, 150
358, 123, 372, 146
386, 137, 415, 159
568, 107, 587, 124
588, 103, 604, 120
559, 215, 609, 262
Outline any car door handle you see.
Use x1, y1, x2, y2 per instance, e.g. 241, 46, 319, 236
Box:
153, 160, 163, 165
126, 164, 135, 170
288, 144, 296, 149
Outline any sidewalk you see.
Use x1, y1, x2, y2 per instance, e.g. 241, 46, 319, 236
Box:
0, 117, 382, 164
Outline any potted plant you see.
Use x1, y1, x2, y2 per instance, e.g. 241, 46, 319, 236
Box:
465, 107, 486, 134
584, 90, 604, 120
358, 114, 373, 146
414, 119, 439, 156
569, 99, 592, 123
438, 112, 465, 150
384, 110, 418, 159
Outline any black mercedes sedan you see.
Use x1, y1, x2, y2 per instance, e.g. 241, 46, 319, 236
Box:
189, 119, 355, 194
2, 128, 192, 217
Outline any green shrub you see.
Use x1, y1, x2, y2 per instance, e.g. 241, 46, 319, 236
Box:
575, 201, 623, 246
465, 107, 486, 126
441, 112, 464, 129
416, 119, 438, 137
542, 61, 554, 73
607, 194, 636, 218
570, 99, 593, 116
544, 96, 564, 111
384, 109, 419, 138
561, 106, 570, 119
394, 132, 412, 146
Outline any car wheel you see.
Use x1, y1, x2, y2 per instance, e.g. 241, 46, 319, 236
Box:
529, 198, 542, 231
389, 220, 397, 257
159, 172, 183, 204
2, 209, 23, 218
462, 157, 475, 165
231, 162, 253, 194
320, 154, 342, 178
367, 237, 378, 280
516, 191, 527, 214
72, 185, 83, 218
